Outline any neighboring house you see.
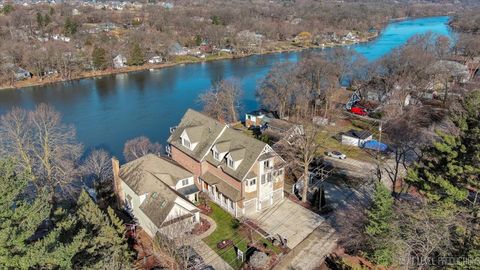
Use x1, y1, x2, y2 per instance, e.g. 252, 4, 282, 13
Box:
13, 67, 32, 81
112, 154, 200, 237
148, 56, 163, 64
167, 109, 285, 217
263, 118, 304, 143
113, 54, 127, 69
245, 109, 278, 128
430, 60, 470, 84
341, 129, 373, 147
169, 42, 188, 56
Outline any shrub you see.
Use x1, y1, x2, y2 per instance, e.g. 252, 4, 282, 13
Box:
231, 218, 240, 229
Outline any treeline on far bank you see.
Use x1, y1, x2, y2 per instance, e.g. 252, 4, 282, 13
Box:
0, 0, 474, 86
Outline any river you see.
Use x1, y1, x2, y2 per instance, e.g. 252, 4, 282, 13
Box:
0, 16, 452, 158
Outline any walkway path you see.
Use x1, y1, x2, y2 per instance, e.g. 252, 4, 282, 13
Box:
192, 214, 234, 270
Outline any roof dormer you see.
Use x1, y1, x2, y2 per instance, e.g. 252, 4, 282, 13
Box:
226, 148, 245, 170
181, 126, 203, 151
212, 141, 230, 161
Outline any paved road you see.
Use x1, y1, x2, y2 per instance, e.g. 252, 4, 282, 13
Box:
324, 156, 406, 189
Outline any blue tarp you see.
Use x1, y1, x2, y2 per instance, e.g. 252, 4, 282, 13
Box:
362, 140, 388, 152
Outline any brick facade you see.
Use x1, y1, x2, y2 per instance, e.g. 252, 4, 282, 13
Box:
170, 145, 202, 187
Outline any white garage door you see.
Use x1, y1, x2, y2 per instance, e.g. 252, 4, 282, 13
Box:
244, 199, 257, 215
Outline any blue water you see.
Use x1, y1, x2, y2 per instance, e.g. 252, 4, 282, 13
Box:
0, 16, 452, 158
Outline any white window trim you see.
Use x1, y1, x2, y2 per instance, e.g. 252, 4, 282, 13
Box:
227, 157, 234, 169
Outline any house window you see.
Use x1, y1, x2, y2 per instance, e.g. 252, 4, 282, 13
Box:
227, 157, 234, 169
213, 150, 220, 160
182, 137, 191, 149
230, 200, 234, 209
263, 160, 271, 170
250, 179, 256, 186
182, 179, 189, 186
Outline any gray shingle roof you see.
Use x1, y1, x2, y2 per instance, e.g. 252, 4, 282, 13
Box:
120, 154, 193, 188
206, 127, 267, 181
169, 109, 272, 181
168, 109, 225, 161
343, 129, 373, 140
119, 154, 197, 228
200, 172, 242, 201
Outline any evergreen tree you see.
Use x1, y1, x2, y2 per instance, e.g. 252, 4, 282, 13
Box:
72, 190, 132, 269
406, 90, 480, 204
0, 159, 132, 269
64, 17, 79, 36
36, 12, 44, 28
92, 46, 109, 70
365, 181, 395, 266
195, 35, 203, 46
128, 42, 144, 66
43, 14, 51, 26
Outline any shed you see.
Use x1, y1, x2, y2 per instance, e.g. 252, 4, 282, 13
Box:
341, 129, 373, 147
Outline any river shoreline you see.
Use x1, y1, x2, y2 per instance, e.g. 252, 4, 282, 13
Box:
0, 38, 375, 91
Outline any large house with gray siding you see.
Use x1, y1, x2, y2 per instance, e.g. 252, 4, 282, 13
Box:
167, 109, 285, 217
112, 154, 200, 237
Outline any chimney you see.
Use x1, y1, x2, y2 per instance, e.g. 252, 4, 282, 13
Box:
112, 157, 124, 209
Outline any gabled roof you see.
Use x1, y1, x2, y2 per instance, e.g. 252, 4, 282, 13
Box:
168, 109, 226, 161
205, 126, 267, 181
343, 129, 373, 140
228, 148, 246, 161
214, 141, 231, 153
183, 125, 205, 143
170, 109, 277, 181
119, 154, 197, 228
119, 154, 193, 188
246, 109, 279, 118
200, 172, 241, 201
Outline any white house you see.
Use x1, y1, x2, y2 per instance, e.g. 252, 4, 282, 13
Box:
341, 129, 373, 147
112, 154, 200, 237
148, 56, 163, 64
113, 54, 127, 69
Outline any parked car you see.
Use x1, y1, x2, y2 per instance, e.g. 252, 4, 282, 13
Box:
327, 151, 347, 159
350, 106, 368, 116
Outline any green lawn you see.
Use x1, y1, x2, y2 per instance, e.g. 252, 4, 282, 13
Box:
202, 202, 282, 269
315, 118, 380, 163
202, 202, 248, 269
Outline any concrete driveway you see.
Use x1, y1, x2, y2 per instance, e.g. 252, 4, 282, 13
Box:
246, 199, 324, 249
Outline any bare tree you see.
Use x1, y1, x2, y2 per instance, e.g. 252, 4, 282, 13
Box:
381, 106, 440, 196
275, 121, 321, 202
82, 149, 112, 183
123, 136, 161, 162
199, 79, 243, 123
256, 62, 299, 119
154, 217, 198, 269
0, 104, 83, 201
392, 202, 460, 269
